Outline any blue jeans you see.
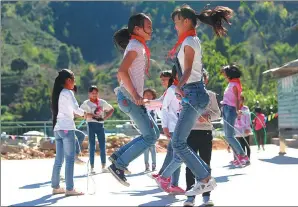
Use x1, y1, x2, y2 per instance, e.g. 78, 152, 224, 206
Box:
75, 129, 86, 155
113, 90, 160, 170
159, 138, 181, 186
222, 105, 245, 155
144, 145, 156, 166
51, 130, 76, 191
161, 82, 211, 181
88, 122, 106, 167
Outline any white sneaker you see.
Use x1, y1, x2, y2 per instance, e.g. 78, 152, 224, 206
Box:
90, 168, 96, 175
185, 178, 217, 196
202, 196, 214, 206
101, 168, 110, 173
75, 157, 86, 165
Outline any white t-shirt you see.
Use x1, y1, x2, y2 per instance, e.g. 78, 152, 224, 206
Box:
177, 36, 203, 84
80, 99, 113, 123
54, 89, 85, 131
120, 39, 147, 98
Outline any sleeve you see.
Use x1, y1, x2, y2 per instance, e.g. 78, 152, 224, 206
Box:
101, 100, 114, 111
80, 101, 91, 113
203, 92, 221, 121
67, 91, 85, 116
244, 108, 252, 130
161, 88, 175, 128
126, 41, 143, 56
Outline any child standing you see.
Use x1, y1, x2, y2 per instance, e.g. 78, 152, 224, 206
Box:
143, 88, 158, 172
81, 86, 114, 174
253, 107, 266, 151
234, 94, 252, 159
51, 69, 86, 196
221, 64, 250, 167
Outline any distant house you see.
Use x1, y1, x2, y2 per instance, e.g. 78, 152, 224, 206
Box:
263, 59, 298, 148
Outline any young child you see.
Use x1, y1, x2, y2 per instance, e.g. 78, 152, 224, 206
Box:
143, 88, 158, 172
51, 69, 86, 196
253, 107, 266, 151
156, 4, 234, 196
148, 70, 184, 195
81, 85, 114, 174
108, 13, 160, 187
234, 94, 252, 159
221, 64, 250, 167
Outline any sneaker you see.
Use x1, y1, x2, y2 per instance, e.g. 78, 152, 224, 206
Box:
155, 175, 171, 192
52, 187, 66, 195
232, 159, 241, 167
124, 168, 132, 175
184, 196, 195, 207
202, 196, 214, 206
101, 168, 110, 173
148, 173, 159, 179
145, 164, 150, 172
239, 155, 250, 166
75, 157, 86, 165
65, 189, 84, 196
60, 175, 65, 181
167, 185, 186, 195
145, 168, 151, 173
90, 168, 96, 175
108, 164, 130, 187
185, 177, 217, 196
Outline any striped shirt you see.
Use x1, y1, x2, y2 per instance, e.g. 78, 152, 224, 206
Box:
120, 39, 147, 99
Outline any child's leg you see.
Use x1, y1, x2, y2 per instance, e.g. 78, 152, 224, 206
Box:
88, 123, 96, 168
144, 148, 150, 170
150, 145, 156, 170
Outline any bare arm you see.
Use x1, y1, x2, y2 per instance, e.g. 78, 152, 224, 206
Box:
232, 86, 240, 111
118, 51, 138, 98
104, 108, 114, 120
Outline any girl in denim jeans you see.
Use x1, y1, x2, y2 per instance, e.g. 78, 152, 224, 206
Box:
221, 65, 250, 167
108, 13, 160, 187
51, 69, 87, 196
155, 4, 233, 196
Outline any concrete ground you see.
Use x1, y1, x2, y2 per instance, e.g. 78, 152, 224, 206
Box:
1, 145, 298, 206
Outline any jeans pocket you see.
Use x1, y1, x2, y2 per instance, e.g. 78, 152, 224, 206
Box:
117, 96, 132, 114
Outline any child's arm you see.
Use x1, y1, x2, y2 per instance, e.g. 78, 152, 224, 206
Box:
232, 86, 240, 112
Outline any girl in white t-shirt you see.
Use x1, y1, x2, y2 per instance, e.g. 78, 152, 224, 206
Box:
155, 4, 234, 199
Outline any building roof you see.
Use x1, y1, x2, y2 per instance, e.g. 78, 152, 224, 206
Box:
263, 59, 298, 78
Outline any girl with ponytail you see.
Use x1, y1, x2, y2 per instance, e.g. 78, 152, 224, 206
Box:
155, 4, 234, 199
51, 69, 86, 196
108, 13, 160, 187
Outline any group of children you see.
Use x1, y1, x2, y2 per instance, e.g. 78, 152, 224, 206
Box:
49, 3, 267, 206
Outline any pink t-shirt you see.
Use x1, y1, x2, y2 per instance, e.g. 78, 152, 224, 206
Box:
222, 82, 239, 107
254, 113, 266, 131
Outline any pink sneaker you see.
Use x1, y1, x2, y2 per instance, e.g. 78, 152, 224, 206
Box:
240, 155, 250, 166
167, 185, 185, 195
155, 175, 171, 192
232, 159, 241, 167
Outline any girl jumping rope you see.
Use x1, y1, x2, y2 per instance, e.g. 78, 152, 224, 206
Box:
155, 4, 234, 196
108, 13, 160, 187
221, 65, 250, 167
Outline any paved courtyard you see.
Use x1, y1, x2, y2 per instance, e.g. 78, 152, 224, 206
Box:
1, 145, 298, 206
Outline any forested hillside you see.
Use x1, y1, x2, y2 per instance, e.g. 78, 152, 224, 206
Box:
1, 1, 298, 121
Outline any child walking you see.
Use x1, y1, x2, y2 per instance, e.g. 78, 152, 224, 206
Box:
253, 107, 266, 151
81, 85, 114, 174
51, 69, 86, 196
221, 65, 250, 167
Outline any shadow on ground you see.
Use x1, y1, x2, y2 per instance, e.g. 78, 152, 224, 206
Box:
259, 155, 298, 165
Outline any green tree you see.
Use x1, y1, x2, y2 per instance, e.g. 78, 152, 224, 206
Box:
10, 58, 28, 74
56, 45, 70, 69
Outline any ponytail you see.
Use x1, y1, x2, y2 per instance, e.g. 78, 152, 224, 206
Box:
113, 28, 130, 52
196, 6, 234, 37
51, 69, 74, 129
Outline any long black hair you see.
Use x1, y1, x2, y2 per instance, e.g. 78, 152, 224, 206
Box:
222, 64, 242, 79
160, 71, 174, 88
171, 4, 234, 37
113, 13, 150, 52
51, 69, 74, 128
